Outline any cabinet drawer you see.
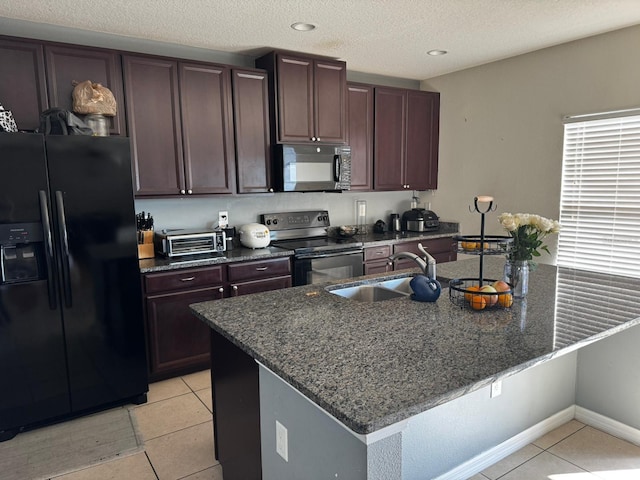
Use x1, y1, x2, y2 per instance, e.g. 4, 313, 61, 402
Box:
227, 257, 291, 282
144, 266, 224, 294
393, 237, 454, 255
230, 276, 292, 297
364, 245, 391, 262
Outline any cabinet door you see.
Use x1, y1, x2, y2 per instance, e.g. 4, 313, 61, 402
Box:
276, 54, 314, 143
314, 59, 346, 143
346, 83, 373, 190
406, 90, 440, 190
45, 45, 125, 135
123, 55, 185, 196
374, 87, 406, 190
145, 286, 224, 381
0, 37, 48, 131
180, 62, 235, 194
232, 68, 272, 193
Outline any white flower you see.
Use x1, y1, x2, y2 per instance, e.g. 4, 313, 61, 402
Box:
498, 213, 517, 232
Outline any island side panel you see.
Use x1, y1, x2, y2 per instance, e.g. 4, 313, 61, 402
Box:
401, 351, 578, 479
258, 365, 377, 480
211, 330, 262, 480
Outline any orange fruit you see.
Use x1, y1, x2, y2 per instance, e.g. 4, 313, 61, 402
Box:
498, 293, 513, 308
470, 294, 486, 310
464, 285, 480, 302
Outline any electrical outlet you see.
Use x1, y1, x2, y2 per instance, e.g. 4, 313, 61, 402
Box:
491, 380, 502, 398
276, 420, 288, 462
218, 211, 228, 228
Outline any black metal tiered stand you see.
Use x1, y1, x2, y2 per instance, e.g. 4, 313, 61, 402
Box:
449, 196, 514, 310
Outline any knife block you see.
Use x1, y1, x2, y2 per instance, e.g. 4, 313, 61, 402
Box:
137, 230, 155, 259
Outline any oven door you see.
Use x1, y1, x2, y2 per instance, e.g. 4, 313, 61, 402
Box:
294, 250, 363, 286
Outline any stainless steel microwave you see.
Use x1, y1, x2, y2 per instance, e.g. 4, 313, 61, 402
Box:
277, 144, 351, 192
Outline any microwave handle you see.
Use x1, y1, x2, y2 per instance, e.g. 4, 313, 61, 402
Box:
333, 155, 341, 182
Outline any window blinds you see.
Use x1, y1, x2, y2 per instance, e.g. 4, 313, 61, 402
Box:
558, 112, 640, 277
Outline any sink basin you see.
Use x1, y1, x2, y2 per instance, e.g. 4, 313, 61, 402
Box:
327, 276, 414, 302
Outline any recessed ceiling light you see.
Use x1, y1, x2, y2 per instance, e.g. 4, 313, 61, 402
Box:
427, 50, 448, 56
291, 22, 316, 32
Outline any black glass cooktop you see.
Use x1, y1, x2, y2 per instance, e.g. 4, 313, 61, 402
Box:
271, 236, 363, 255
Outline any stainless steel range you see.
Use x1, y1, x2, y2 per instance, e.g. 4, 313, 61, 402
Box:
261, 210, 364, 286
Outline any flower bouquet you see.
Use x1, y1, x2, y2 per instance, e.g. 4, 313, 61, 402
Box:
498, 213, 560, 297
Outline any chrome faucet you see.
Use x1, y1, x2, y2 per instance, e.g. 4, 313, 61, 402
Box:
388, 243, 437, 279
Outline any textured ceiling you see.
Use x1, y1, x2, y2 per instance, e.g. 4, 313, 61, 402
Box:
2, 0, 640, 80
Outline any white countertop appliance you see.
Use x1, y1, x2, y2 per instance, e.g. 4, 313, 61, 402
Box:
238, 223, 271, 249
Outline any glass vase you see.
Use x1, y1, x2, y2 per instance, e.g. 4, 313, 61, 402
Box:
504, 260, 529, 298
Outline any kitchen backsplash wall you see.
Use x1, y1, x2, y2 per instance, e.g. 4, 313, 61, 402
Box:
135, 191, 434, 232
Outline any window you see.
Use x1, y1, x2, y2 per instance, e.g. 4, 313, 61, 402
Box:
558, 110, 640, 278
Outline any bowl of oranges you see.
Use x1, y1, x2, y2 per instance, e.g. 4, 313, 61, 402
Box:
455, 235, 513, 255
449, 278, 514, 310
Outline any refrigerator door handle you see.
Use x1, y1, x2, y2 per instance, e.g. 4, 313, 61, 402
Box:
55, 190, 73, 308
39, 190, 57, 310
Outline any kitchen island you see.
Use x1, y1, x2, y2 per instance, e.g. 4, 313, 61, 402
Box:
190, 257, 640, 480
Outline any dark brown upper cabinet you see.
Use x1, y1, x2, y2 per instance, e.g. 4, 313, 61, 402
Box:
0, 36, 48, 132
374, 87, 440, 191
45, 44, 126, 135
346, 82, 374, 191
256, 51, 346, 144
231, 68, 273, 193
123, 55, 235, 197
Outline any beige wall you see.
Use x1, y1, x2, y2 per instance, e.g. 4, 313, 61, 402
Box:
421, 25, 640, 263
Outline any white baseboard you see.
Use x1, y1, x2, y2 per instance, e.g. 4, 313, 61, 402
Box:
575, 406, 640, 447
435, 405, 640, 480
433, 406, 575, 480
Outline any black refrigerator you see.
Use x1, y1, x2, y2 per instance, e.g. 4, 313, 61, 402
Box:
0, 133, 148, 441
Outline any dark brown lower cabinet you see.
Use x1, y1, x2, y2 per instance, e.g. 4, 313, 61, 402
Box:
392, 237, 457, 271
363, 244, 392, 275
211, 330, 261, 480
142, 258, 292, 382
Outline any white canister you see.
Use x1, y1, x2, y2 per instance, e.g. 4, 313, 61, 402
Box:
238, 223, 271, 249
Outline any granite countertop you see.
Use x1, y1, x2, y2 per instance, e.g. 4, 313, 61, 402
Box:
190, 256, 640, 435
139, 223, 460, 273
191, 257, 640, 434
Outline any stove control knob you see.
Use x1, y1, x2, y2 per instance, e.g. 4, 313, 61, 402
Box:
265, 219, 271, 225
273, 219, 278, 225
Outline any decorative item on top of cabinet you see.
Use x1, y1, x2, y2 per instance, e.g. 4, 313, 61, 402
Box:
45, 44, 125, 135
346, 82, 374, 191
123, 55, 236, 197
0, 36, 48, 132
374, 87, 440, 191
232, 68, 273, 193
256, 51, 346, 144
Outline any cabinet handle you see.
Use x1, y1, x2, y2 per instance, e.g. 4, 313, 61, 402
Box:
180, 189, 186, 194
180, 276, 196, 282
375, 251, 384, 255
269, 188, 274, 193
218, 287, 224, 293
187, 189, 193, 194
255, 266, 268, 271
232, 285, 238, 296
311, 136, 316, 141
316, 137, 321, 142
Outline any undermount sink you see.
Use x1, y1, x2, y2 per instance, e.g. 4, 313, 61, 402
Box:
327, 276, 414, 302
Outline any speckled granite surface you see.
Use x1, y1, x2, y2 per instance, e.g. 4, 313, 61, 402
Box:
139, 223, 459, 273
191, 257, 640, 435
139, 246, 294, 273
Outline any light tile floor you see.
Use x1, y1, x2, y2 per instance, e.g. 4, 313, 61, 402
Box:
44, 369, 640, 480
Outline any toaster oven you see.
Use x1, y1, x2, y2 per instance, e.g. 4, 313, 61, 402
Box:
154, 229, 226, 257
